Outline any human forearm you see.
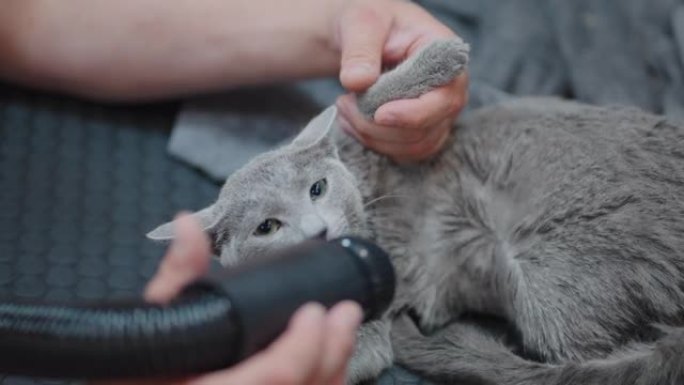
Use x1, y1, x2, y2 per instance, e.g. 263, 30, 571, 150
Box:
1, 0, 469, 161
0, 0, 343, 101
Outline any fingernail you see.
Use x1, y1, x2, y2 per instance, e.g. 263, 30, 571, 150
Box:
378, 113, 399, 126
330, 301, 364, 329
342, 303, 364, 328
341, 63, 374, 83
293, 303, 326, 327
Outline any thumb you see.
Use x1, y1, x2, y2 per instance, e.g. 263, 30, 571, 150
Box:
144, 213, 211, 304
337, 2, 392, 91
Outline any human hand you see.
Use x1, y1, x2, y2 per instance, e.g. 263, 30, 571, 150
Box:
330, 0, 468, 162
102, 214, 363, 385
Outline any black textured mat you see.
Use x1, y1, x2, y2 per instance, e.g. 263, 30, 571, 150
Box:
0, 84, 429, 385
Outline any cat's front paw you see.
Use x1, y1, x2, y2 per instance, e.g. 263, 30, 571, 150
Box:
391, 314, 450, 369
345, 320, 394, 384
345, 346, 393, 385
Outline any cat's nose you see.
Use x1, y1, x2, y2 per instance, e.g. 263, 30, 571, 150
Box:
314, 228, 328, 240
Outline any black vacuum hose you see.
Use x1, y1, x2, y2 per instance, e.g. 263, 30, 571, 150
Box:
0, 237, 395, 380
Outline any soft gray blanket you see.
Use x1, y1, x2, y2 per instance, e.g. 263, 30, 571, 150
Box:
170, 0, 684, 180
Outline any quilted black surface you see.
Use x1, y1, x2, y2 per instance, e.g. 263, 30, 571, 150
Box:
0, 85, 431, 385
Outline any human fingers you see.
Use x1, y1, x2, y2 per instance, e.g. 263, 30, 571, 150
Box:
144, 213, 211, 304
374, 73, 468, 129
337, 94, 430, 144
189, 303, 327, 385
336, 0, 392, 92
311, 301, 363, 385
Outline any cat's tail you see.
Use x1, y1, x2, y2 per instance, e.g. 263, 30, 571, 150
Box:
355, 38, 469, 118
394, 319, 684, 385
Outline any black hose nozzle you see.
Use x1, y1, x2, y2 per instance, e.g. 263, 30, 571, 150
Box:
0, 237, 395, 380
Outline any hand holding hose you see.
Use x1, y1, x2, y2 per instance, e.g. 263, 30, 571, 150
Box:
103, 214, 363, 385
0, 213, 393, 381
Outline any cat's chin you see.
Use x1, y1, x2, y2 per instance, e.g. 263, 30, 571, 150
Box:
328, 219, 371, 241
335, 228, 374, 243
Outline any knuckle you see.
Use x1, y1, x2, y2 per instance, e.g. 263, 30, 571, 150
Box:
346, 3, 384, 26
447, 102, 460, 116
448, 77, 469, 113
343, 52, 375, 66
446, 93, 466, 116
461, 89, 470, 110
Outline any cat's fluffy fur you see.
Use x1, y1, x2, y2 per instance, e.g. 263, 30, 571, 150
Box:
362, 98, 684, 385
149, 40, 684, 384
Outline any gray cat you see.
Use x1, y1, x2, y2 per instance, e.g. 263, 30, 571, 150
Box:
149, 38, 684, 385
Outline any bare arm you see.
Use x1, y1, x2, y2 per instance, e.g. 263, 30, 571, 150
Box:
0, 0, 343, 101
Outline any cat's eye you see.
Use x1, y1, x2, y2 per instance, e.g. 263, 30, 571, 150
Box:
310, 178, 328, 201
254, 218, 281, 236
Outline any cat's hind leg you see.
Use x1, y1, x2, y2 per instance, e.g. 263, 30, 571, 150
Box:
346, 319, 394, 385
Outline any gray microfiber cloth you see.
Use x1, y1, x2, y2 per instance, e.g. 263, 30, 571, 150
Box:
169, 0, 684, 181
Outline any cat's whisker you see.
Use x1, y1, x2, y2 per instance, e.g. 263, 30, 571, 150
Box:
363, 194, 408, 208
323, 194, 405, 238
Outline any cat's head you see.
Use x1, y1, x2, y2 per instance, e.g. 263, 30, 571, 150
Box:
147, 107, 367, 266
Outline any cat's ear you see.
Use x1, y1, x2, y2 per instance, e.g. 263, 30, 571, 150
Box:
291, 106, 338, 149
146, 205, 219, 241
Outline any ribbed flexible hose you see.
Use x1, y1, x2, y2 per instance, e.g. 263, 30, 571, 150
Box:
0, 283, 237, 379
0, 237, 395, 380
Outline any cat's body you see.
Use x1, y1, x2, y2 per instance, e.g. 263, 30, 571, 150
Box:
351, 97, 684, 353
342, 97, 684, 384
149, 40, 684, 384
